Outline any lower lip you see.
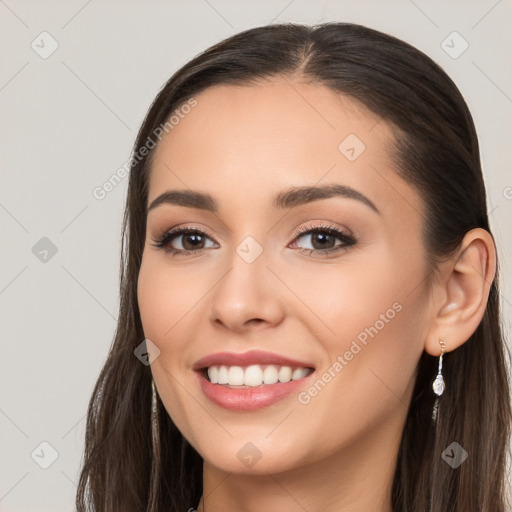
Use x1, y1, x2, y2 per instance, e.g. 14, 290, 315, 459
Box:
195, 369, 315, 411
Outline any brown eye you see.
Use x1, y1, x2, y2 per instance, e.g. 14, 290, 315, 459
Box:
179, 232, 207, 250
152, 228, 217, 255
291, 225, 357, 256
303, 232, 338, 250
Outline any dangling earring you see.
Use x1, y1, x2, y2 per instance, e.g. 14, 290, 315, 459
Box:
431, 339, 446, 422
151, 379, 159, 442
148, 379, 161, 507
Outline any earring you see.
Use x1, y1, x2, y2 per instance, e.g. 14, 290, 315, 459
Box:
431, 339, 446, 422
148, 379, 161, 508
150, 379, 160, 460
151, 379, 158, 434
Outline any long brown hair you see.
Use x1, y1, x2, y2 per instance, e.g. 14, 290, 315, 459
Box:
76, 22, 512, 511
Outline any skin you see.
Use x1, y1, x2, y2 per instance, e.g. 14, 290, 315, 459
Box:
137, 78, 496, 512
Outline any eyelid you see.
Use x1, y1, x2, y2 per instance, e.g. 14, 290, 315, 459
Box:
155, 223, 219, 243
151, 221, 356, 256
153, 222, 351, 244
290, 222, 354, 240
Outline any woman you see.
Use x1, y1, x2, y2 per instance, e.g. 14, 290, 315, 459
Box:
76, 22, 511, 511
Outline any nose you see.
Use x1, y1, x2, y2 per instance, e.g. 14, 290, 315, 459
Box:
208, 247, 286, 334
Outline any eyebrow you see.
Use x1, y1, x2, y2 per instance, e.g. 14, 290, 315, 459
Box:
146, 184, 380, 215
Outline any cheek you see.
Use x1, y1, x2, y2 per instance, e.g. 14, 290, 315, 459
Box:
137, 256, 205, 340
285, 255, 404, 343
137, 258, 206, 437
289, 252, 425, 406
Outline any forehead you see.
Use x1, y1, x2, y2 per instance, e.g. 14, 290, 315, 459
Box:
147, 80, 423, 221
151, 79, 388, 164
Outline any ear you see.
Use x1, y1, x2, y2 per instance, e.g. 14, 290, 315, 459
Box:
424, 228, 496, 356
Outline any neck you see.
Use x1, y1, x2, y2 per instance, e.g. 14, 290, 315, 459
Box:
196, 407, 404, 512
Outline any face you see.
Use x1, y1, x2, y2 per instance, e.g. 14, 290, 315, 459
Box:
137, 79, 432, 475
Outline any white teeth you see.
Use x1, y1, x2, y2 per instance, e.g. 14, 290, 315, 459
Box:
217, 366, 228, 385
227, 366, 244, 385
291, 367, 309, 380
206, 364, 313, 387
244, 365, 263, 386
263, 365, 278, 384
278, 366, 292, 382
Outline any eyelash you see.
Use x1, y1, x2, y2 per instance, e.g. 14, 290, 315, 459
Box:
151, 223, 357, 258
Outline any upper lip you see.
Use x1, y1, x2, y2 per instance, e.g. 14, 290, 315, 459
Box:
192, 349, 315, 370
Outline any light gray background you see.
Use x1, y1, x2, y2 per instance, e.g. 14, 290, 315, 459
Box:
1, 1, 511, 511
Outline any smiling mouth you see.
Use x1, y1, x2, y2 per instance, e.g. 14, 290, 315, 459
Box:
198, 364, 315, 388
